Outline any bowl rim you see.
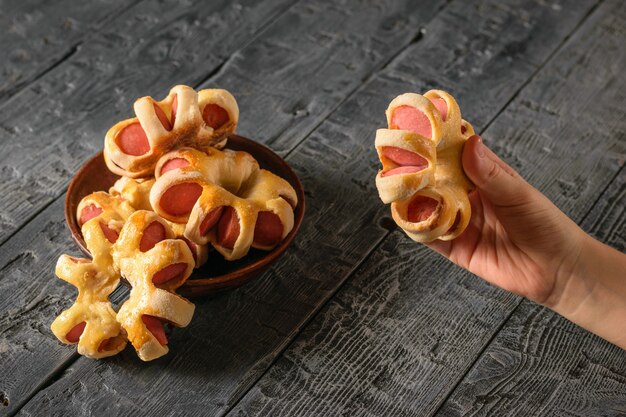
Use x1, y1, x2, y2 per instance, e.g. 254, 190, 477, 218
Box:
64, 135, 305, 297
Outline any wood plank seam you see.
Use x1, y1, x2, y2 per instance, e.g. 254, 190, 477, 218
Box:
430, 149, 625, 415
0, 0, 144, 104
220, 0, 614, 412
0, 0, 303, 250
1, 1, 454, 411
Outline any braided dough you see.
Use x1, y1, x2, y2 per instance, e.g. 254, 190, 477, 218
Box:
113, 210, 196, 361
50, 192, 133, 358
150, 147, 298, 260
375, 90, 475, 242
104, 85, 239, 178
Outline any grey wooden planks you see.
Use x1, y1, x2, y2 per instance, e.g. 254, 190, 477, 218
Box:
0, 0, 449, 247
0, 0, 299, 414
0, 0, 298, 246
0, 0, 452, 414
0, 0, 138, 102
12, 0, 611, 415
435, 169, 626, 417
227, 0, 626, 415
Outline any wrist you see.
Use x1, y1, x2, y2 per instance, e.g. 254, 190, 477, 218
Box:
546, 233, 626, 349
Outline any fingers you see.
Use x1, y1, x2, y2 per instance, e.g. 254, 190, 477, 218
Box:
462, 135, 532, 208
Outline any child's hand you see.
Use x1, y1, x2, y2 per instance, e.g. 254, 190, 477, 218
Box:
428, 135, 626, 349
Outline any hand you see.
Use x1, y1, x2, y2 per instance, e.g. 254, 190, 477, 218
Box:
428, 135, 626, 349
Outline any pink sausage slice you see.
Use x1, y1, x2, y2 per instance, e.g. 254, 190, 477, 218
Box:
160, 157, 190, 175
391, 105, 432, 138
159, 183, 203, 216
99, 222, 119, 243
66, 321, 86, 343
152, 262, 187, 286
217, 207, 240, 249
381, 146, 429, 168
153, 103, 172, 131
98, 336, 122, 353
141, 315, 168, 346
79, 204, 102, 226
199, 206, 225, 236
407, 195, 439, 223
202, 104, 229, 129
430, 97, 448, 121
254, 211, 283, 247
140, 221, 166, 252
381, 166, 425, 177
117, 122, 150, 156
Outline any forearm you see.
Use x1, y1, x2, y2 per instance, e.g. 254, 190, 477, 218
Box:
548, 234, 626, 349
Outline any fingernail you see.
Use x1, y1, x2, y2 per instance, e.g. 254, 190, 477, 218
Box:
475, 136, 486, 158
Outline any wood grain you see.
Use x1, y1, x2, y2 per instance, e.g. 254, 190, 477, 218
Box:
0, 0, 298, 246
227, 0, 626, 415
435, 169, 626, 417
0, 0, 138, 102
0, 0, 450, 414
10, 0, 614, 416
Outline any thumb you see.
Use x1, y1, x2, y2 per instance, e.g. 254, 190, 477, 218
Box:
462, 135, 532, 208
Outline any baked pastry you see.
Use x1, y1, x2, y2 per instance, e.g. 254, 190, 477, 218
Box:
50, 192, 133, 358
149, 147, 298, 260
113, 210, 196, 361
104, 85, 239, 178
110, 177, 209, 268
375, 90, 474, 242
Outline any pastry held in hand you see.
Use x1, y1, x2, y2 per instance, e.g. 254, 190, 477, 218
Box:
51, 192, 131, 358
113, 210, 195, 361
104, 85, 239, 178
150, 147, 298, 261
375, 90, 475, 242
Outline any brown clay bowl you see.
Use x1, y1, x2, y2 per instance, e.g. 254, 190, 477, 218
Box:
65, 135, 305, 298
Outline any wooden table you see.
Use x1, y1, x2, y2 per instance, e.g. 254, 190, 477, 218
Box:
1, 0, 624, 415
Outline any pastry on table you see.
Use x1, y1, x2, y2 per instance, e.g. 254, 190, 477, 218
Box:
149, 147, 298, 260
375, 90, 475, 242
51, 192, 132, 358
113, 210, 196, 361
110, 176, 209, 268
104, 85, 239, 178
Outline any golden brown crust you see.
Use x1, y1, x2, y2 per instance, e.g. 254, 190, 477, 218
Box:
150, 147, 298, 260
113, 210, 195, 361
51, 192, 131, 359
104, 85, 239, 178
375, 90, 475, 242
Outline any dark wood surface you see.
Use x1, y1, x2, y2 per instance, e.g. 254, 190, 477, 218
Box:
0, 0, 624, 416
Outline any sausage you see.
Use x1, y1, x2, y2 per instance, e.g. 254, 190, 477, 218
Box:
381, 166, 425, 177
99, 222, 119, 243
253, 211, 283, 246
217, 206, 240, 249
98, 337, 123, 353
199, 206, 225, 236
139, 221, 166, 252
202, 104, 229, 129
141, 314, 168, 346
152, 262, 187, 286
407, 195, 439, 223
79, 204, 103, 226
160, 157, 190, 175
159, 183, 203, 216
153, 103, 172, 131
65, 321, 86, 343
430, 97, 448, 121
390, 105, 432, 138
117, 122, 150, 156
